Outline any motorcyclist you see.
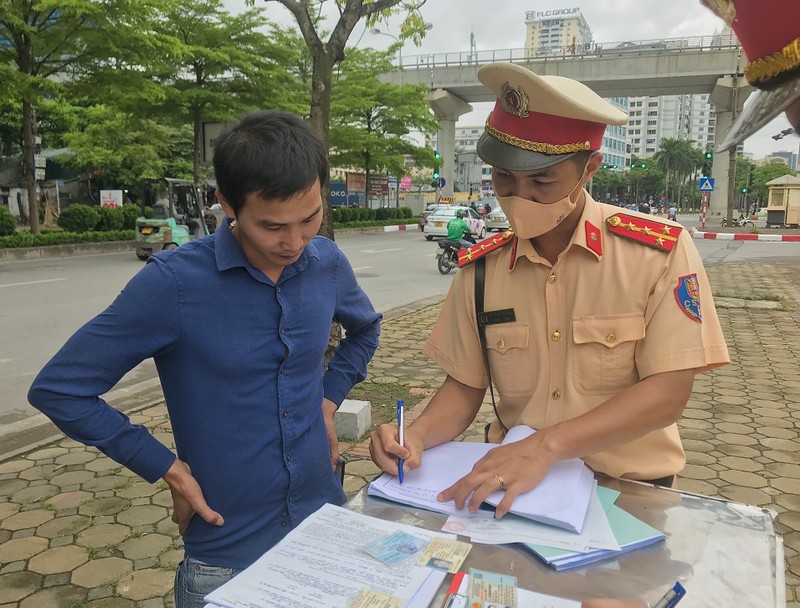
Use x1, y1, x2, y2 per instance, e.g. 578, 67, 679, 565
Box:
667, 205, 677, 221
446, 208, 476, 249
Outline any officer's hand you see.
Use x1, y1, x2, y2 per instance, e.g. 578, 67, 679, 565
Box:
369, 423, 423, 478
322, 398, 340, 470
437, 431, 556, 518
163, 458, 224, 535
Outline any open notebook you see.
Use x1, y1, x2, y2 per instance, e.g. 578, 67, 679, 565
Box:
368, 426, 595, 533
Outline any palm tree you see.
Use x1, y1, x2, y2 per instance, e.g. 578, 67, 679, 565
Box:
655, 139, 703, 208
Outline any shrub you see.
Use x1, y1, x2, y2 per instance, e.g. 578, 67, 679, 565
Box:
96, 206, 125, 231
399, 206, 412, 219
0, 230, 135, 248
120, 204, 142, 229
0, 206, 16, 236
58, 204, 100, 233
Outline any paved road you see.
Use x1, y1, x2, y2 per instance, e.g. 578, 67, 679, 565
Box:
1, 223, 798, 444
0, 232, 457, 442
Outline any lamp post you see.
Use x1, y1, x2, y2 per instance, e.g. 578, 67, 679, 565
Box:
370, 23, 433, 81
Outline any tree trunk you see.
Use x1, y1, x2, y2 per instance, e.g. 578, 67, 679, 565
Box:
22, 99, 40, 235
308, 52, 336, 240
193, 104, 202, 186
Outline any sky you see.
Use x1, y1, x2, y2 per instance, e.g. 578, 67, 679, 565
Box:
224, 0, 799, 162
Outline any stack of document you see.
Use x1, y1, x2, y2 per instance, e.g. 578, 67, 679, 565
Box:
202, 504, 449, 608
522, 486, 665, 570
369, 426, 595, 533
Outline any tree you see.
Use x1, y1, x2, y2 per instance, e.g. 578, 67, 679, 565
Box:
329, 46, 439, 202
149, 0, 304, 184
249, 0, 430, 238
0, 0, 145, 234
654, 138, 703, 206
751, 162, 795, 205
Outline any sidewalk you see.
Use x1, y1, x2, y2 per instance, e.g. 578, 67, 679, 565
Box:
0, 261, 798, 607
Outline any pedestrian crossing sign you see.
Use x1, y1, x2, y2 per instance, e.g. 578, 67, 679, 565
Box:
699, 178, 715, 192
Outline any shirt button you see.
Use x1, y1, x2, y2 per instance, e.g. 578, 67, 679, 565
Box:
281, 521, 287, 527
282, 511, 288, 517
551, 331, 561, 342
280, 328, 286, 335
552, 389, 561, 400
286, 454, 292, 462
548, 274, 556, 284
276, 287, 281, 293
606, 334, 616, 344
497, 339, 506, 349
283, 411, 288, 418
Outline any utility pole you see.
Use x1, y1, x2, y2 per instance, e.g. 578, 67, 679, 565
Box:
726, 55, 741, 226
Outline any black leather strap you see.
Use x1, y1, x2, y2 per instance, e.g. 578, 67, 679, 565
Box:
475, 257, 508, 434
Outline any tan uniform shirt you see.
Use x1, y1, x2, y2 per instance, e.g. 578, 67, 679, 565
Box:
423, 194, 729, 480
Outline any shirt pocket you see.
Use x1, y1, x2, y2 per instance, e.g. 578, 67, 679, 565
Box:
572, 313, 644, 394
485, 323, 533, 397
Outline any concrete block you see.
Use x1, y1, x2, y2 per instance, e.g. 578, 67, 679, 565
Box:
335, 399, 371, 440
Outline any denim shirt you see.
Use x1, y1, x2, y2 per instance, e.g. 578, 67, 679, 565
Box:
29, 221, 381, 568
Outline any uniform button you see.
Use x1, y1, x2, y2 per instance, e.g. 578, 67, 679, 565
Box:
606, 334, 616, 344
548, 274, 556, 284
286, 454, 292, 462
552, 389, 561, 400
276, 287, 281, 293
497, 339, 506, 350
551, 331, 561, 342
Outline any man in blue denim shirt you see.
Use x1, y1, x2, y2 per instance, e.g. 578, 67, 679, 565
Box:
28, 111, 382, 607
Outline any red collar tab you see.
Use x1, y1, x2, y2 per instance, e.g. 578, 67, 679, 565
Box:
584, 221, 603, 256
508, 236, 519, 271
605, 213, 681, 252
458, 231, 515, 267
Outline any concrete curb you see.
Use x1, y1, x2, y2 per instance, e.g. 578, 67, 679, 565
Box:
0, 240, 136, 262
690, 229, 800, 242
383, 224, 420, 232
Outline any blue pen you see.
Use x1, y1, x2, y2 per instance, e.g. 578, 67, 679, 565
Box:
651, 582, 686, 608
397, 400, 405, 485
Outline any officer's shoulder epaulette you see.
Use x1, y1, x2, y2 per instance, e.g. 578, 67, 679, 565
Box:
605, 213, 682, 253
458, 230, 515, 267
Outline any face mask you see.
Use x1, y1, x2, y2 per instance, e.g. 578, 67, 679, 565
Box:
496, 169, 586, 239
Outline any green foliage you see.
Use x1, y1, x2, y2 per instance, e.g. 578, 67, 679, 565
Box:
331, 207, 414, 223
57, 204, 101, 233
329, 46, 440, 183
0, 206, 17, 236
0, 230, 135, 249
120, 204, 142, 229
751, 163, 796, 203
654, 138, 704, 203
96, 206, 125, 231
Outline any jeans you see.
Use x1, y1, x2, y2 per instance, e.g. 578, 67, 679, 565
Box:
174, 557, 242, 608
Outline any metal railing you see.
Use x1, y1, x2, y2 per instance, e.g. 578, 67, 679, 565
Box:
400, 36, 741, 69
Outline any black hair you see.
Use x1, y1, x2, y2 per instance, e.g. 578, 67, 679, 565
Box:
212, 110, 328, 215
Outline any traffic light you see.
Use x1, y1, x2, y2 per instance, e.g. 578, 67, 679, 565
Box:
434, 151, 441, 160
741, 187, 747, 193
433, 169, 440, 180
702, 151, 713, 177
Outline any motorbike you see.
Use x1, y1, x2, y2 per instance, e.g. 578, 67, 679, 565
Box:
721, 213, 754, 228
436, 231, 475, 275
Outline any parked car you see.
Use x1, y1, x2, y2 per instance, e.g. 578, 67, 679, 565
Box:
424, 206, 486, 241
417, 203, 441, 231
482, 200, 510, 232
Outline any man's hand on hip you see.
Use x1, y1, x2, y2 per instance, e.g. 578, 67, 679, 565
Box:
322, 398, 340, 470
163, 458, 224, 535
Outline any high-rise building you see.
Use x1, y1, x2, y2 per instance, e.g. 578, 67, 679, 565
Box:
524, 8, 593, 56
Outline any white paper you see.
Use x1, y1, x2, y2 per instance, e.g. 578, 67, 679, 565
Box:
368, 426, 594, 533
443, 482, 619, 552
204, 504, 447, 608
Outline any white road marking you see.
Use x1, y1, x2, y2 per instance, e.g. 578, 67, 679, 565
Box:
359, 248, 402, 254
0, 278, 65, 289
352, 266, 373, 271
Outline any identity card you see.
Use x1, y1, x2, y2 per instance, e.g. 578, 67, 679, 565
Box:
362, 530, 427, 565
467, 568, 518, 608
347, 588, 404, 608
416, 537, 472, 573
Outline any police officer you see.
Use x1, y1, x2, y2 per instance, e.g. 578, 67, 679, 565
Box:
370, 63, 729, 518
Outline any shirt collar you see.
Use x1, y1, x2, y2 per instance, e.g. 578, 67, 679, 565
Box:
507, 190, 604, 271
214, 218, 321, 279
